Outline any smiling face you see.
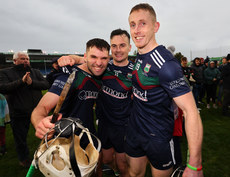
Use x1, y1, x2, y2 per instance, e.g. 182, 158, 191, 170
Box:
83, 46, 109, 76
129, 9, 160, 54
110, 34, 131, 66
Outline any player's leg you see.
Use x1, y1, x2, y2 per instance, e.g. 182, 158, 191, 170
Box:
147, 138, 175, 177
150, 165, 173, 177
115, 152, 129, 177
102, 147, 117, 171
126, 155, 148, 177
95, 152, 103, 177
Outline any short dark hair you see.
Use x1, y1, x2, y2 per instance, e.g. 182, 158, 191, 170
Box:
110, 29, 130, 42
130, 3, 157, 22
227, 54, 230, 61
181, 57, 187, 62
194, 57, 201, 61
86, 38, 110, 53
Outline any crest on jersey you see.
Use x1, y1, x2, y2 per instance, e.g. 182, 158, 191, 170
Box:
127, 73, 132, 79
144, 64, 151, 73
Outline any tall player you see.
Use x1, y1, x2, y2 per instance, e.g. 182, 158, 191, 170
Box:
124, 3, 203, 177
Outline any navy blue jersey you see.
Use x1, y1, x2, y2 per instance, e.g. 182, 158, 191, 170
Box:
97, 60, 133, 125
130, 45, 190, 141
49, 65, 101, 133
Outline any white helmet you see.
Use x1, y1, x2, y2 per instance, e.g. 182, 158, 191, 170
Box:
34, 118, 101, 177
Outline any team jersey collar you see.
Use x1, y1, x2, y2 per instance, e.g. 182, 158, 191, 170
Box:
137, 45, 163, 59
73, 65, 93, 79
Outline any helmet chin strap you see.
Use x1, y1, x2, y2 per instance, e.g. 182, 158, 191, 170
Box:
69, 122, 81, 177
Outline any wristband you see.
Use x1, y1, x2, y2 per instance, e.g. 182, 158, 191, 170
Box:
187, 163, 202, 171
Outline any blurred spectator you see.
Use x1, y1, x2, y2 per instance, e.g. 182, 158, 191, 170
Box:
0, 51, 49, 167
46, 57, 60, 87
204, 61, 221, 109
221, 54, 230, 116
217, 57, 228, 106
199, 57, 211, 103
204, 57, 210, 69
0, 94, 10, 156
181, 57, 192, 85
190, 57, 204, 109
172, 102, 184, 169
167, 45, 176, 55
199, 57, 209, 104
200, 57, 204, 66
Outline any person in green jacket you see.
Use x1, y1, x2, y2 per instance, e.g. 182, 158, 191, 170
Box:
204, 61, 221, 109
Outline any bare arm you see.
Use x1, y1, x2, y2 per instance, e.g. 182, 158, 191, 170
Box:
57, 55, 85, 67
31, 92, 61, 139
173, 91, 203, 177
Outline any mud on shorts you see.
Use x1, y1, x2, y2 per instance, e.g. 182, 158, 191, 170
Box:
98, 121, 127, 153
124, 125, 175, 170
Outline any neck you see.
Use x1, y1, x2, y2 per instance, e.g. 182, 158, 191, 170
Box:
113, 59, 129, 67
78, 63, 92, 75
138, 42, 159, 55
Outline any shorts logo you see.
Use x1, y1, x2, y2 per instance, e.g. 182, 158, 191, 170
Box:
162, 161, 172, 167
144, 64, 151, 73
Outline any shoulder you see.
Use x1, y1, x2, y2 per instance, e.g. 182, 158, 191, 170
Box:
128, 61, 134, 70
60, 64, 79, 75
0, 67, 13, 73
149, 45, 175, 69
31, 68, 42, 74
0, 67, 14, 76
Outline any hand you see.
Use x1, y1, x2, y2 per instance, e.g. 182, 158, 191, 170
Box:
22, 72, 32, 85
35, 114, 62, 139
57, 56, 76, 67
182, 167, 203, 177
26, 73, 32, 85
22, 72, 29, 83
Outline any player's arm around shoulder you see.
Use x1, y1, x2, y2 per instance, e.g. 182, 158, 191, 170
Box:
173, 92, 204, 177
57, 55, 85, 67
31, 92, 61, 139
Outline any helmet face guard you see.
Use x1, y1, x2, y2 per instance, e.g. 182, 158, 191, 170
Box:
34, 118, 101, 177
171, 165, 185, 177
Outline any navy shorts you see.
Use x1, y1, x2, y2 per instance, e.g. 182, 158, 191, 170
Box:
124, 125, 175, 170
98, 121, 127, 153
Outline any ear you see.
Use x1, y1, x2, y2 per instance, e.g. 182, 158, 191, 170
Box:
129, 44, 132, 52
83, 53, 87, 63
13, 59, 16, 64
154, 22, 160, 33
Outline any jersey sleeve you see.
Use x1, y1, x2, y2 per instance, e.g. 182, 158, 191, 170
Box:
48, 65, 74, 96
48, 74, 69, 96
159, 59, 191, 98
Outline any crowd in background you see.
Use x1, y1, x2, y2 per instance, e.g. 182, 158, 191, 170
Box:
180, 54, 230, 116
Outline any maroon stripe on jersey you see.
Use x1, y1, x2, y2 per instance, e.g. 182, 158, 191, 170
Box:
102, 75, 132, 91
77, 77, 101, 90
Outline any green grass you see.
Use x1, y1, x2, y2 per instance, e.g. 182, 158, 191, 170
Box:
0, 104, 229, 177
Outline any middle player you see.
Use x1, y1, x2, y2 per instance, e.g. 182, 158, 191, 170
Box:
58, 29, 133, 177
